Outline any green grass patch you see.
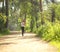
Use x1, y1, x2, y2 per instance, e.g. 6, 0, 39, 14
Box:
50, 41, 60, 52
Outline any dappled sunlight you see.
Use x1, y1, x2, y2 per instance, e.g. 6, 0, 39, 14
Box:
0, 0, 60, 52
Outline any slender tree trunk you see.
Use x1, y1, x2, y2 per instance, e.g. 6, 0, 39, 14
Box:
30, 0, 34, 32
2, 0, 4, 13
5, 0, 9, 16
5, 0, 9, 28
36, 16, 38, 28
51, 0, 55, 22
40, 0, 43, 12
51, 9, 55, 22
40, 0, 43, 24
34, 0, 38, 28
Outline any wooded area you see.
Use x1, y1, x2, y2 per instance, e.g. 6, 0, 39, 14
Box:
0, 0, 60, 52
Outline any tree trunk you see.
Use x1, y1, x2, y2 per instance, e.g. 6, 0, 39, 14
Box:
51, 0, 55, 22
40, 0, 43, 24
30, 0, 33, 32
5, 0, 9, 28
51, 9, 55, 22
2, 0, 4, 13
40, 0, 43, 12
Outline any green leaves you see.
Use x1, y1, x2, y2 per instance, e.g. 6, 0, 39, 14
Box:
0, 13, 7, 31
37, 21, 60, 41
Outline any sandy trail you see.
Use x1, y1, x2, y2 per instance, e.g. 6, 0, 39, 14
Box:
0, 33, 57, 52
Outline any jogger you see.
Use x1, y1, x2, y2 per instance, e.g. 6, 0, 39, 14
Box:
21, 19, 26, 36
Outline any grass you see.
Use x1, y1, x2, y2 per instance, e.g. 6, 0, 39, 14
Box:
50, 40, 60, 52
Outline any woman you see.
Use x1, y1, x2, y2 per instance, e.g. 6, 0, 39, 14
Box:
21, 20, 25, 36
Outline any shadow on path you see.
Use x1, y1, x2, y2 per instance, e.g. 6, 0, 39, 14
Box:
0, 42, 16, 45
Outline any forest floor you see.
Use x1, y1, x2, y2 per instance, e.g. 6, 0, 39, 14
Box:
0, 31, 57, 52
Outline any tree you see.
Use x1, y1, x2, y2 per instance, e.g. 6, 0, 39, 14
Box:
40, 0, 43, 24
5, 0, 9, 28
51, 0, 55, 22
2, 0, 4, 13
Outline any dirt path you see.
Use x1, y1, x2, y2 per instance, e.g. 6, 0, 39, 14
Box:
0, 32, 57, 52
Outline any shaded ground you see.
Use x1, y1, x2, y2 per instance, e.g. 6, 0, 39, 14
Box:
0, 31, 57, 52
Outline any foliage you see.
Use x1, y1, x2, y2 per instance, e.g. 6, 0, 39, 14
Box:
25, 17, 31, 32
50, 41, 60, 52
0, 13, 10, 35
37, 21, 60, 41
0, 13, 7, 31
0, 0, 60, 51
55, 4, 60, 20
53, 21, 60, 41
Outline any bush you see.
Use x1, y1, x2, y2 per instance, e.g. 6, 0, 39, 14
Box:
0, 13, 10, 36
0, 13, 7, 31
33, 27, 37, 33
37, 21, 60, 41
53, 21, 60, 41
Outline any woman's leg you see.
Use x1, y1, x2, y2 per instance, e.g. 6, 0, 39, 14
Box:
22, 27, 24, 36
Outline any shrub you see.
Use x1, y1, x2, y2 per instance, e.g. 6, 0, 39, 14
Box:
53, 21, 60, 41
37, 21, 60, 41
37, 22, 54, 41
